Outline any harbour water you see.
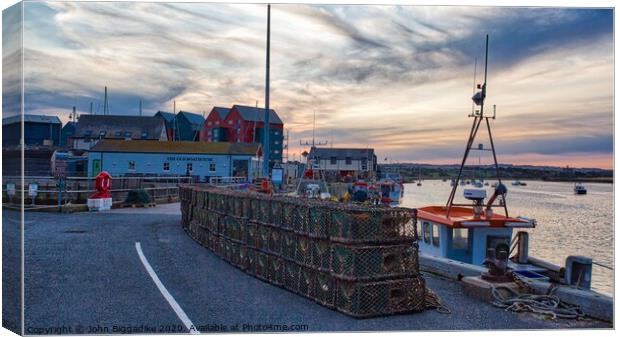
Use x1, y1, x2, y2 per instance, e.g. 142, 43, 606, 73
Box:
400, 180, 614, 295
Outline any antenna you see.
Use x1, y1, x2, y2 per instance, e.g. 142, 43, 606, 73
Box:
262, 3, 271, 177
300, 110, 328, 147
89, 102, 93, 114
139, 99, 143, 116
103, 86, 108, 116
471, 57, 477, 117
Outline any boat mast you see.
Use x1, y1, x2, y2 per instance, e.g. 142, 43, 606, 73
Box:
446, 35, 509, 217
262, 4, 271, 178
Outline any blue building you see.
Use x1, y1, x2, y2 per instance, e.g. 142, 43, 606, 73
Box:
60, 121, 76, 147
154, 110, 204, 141
2, 114, 62, 146
87, 139, 260, 181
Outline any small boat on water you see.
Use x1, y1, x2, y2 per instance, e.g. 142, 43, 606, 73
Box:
376, 178, 402, 205
574, 182, 587, 195
512, 180, 527, 186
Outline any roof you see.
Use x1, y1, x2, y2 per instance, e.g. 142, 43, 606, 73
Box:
61, 121, 77, 131
212, 107, 231, 120
154, 111, 175, 122
178, 111, 205, 129
3, 114, 62, 125
417, 206, 534, 229
233, 105, 283, 124
74, 115, 165, 140
309, 147, 375, 160
90, 139, 260, 156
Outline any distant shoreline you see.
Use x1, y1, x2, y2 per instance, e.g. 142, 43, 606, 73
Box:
403, 177, 613, 184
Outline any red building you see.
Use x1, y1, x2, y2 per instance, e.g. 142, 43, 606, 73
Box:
200, 104, 284, 163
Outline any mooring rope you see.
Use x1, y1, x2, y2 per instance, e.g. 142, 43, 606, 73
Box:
491, 272, 585, 320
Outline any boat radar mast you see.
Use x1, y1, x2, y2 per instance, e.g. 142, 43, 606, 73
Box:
445, 35, 509, 218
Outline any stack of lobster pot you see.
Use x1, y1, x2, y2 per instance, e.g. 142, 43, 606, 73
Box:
178, 184, 426, 318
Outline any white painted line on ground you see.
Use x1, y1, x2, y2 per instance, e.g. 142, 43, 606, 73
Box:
135, 242, 199, 334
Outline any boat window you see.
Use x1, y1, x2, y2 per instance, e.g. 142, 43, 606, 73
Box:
452, 228, 468, 250
423, 222, 431, 244
432, 224, 440, 247
416, 220, 422, 239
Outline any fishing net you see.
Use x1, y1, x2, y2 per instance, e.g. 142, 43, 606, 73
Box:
124, 189, 152, 205
180, 184, 426, 318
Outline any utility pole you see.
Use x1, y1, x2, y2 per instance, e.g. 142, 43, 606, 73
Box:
262, 4, 271, 178
139, 99, 143, 116
103, 86, 109, 115
89, 102, 93, 114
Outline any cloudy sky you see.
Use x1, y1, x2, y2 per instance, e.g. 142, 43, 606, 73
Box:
3, 1, 614, 168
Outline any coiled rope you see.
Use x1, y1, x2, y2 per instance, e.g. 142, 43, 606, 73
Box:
425, 288, 451, 314
491, 272, 585, 320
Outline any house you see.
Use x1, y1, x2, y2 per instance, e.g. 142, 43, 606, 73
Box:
307, 147, 377, 180
173, 111, 205, 141
87, 139, 261, 181
201, 104, 284, 165
72, 115, 167, 150
2, 114, 62, 146
154, 111, 175, 140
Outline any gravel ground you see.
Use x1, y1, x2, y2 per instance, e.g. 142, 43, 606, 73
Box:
3, 204, 610, 333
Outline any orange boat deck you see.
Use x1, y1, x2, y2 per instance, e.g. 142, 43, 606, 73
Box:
417, 205, 534, 228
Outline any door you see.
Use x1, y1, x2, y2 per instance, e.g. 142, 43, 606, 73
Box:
232, 159, 249, 178
92, 159, 101, 176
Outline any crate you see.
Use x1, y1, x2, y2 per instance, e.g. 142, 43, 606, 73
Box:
255, 250, 269, 281
313, 271, 336, 308
330, 208, 416, 244
243, 221, 259, 248
331, 243, 418, 281
310, 239, 331, 271
299, 266, 316, 298
267, 254, 284, 286
294, 235, 312, 266
267, 227, 282, 255
281, 230, 297, 261
283, 260, 301, 293
308, 205, 330, 238
335, 277, 426, 318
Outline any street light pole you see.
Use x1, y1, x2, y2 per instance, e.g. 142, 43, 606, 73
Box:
262, 4, 271, 178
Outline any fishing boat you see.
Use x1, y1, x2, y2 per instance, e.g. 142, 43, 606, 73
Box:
574, 182, 587, 195
376, 177, 402, 205
417, 36, 608, 317
511, 180, 526, 186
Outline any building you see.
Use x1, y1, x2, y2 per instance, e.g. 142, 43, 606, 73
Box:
201, 104, 284, 165
2, 114, 62, 146
307, 147, 377, 180
155, 110, 205, 141
60, 121, 76, 147
72, 115, 167, 150
87, 139, 261, 181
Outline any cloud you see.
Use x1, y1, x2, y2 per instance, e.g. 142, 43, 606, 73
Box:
6, 2, 613, 168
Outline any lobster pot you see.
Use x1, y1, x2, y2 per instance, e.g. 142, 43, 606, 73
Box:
313, 271, 336, 308
238, 246, 249, 271
335, 277, 426, 318
308, 205, 330, 238
256, 224, 270, 251
181, 203, 190, 228
267, 254, 284, 286
267, 227, 282, 255
281, 230, 297, 261
294, 235, 312, 266
223, 216, 244, 242
233, 195, 250, 218
331, 244, 418, 281
257, 198, 271, 224
227, 239, 242, 267
216, 235, 226, 258
281, 199, 296, 230
299, 266, 316, 298
270, 198, 284, 226
330, 208, 416, 244
283, 260, 301, 293
190, 189, 198, 206
195, 190, 205, 210
206, 211, 220, 235
225, 193, 236, 216
292, 202, 310, 234
243, 221, 259, 248
255, 250, 269, 281
310, 239, 331, 271
244, 247, 257, 275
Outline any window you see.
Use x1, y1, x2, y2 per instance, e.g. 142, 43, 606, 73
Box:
141, 132, 148, 139
432, 224, 440, 247
84, 130, 93, 137
423, 222, 431, 244
209, 163, 216, 172
274, 140, 279, 145
115, 131, 123, 137
124, 131, 132, 139
186, 163, 193, 173
330, 157, 337, 165
345, 157, 352, 165
128, 161, 136, 171
99, 130, 106, 137
274, 131, 279, 135
452, 228, 469, 250
215, 121, 220, 125
416, 221, 422, 238
84, 138, 91, 143
207, 121, 212, 126
273, 150, 279, 154
228, 120, 233, 125
163, 162, 170, 171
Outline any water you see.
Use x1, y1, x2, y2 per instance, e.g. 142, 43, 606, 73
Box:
400, 180, 614, 296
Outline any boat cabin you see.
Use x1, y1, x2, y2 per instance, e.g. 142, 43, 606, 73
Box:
416, 196, 534, 266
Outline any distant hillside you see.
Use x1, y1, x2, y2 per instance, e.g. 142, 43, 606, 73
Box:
379, 163, 613, 183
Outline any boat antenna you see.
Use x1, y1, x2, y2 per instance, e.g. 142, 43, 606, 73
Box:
446, 35, 509, 217
471, 57, 477, 116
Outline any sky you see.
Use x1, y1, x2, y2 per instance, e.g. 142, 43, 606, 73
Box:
2, 1, 614, 168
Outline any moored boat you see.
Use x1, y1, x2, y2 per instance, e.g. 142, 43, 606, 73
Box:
574, 182, 587, 195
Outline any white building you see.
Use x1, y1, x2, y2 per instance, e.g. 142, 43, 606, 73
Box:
307, 147, 376, 179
